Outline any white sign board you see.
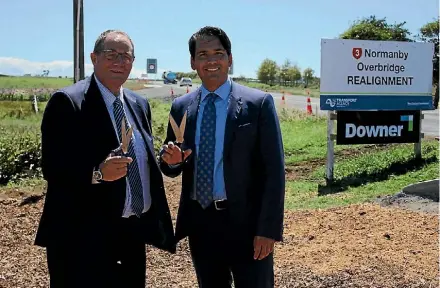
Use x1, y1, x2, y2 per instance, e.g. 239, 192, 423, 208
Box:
320, 39, 434, 110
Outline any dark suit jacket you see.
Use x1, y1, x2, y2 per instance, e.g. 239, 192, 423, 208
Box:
159, 81, 285, 243
34, 75, 176, 253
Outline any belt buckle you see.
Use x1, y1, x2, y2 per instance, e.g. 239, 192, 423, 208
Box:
214, 199, 226, 210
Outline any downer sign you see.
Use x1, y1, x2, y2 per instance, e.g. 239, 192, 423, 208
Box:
336, 110, 420, 145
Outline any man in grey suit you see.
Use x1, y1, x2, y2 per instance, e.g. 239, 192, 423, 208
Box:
159, 26, 285, 287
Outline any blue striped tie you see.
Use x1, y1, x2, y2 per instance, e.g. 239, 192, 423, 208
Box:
113, 97, 144, 216
195, 93, 217, 209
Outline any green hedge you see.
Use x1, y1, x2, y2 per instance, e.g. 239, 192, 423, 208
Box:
0, 125, 42, 184
0, 99, 173, 186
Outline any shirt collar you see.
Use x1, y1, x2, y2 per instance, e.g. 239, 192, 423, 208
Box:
200, 77, 231, 102
94, 74, 124, 108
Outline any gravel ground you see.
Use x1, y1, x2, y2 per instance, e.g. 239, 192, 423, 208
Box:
0, 176, 438, 287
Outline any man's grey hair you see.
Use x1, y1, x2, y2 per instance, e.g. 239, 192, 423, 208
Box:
93, 29, 135, 56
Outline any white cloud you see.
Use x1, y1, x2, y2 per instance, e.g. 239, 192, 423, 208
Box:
0, 57, 166, 79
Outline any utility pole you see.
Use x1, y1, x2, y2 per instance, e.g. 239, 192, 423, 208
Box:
73, 0, 84, 83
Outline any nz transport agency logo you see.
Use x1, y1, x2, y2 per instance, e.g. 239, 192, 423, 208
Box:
400, 115, 414, 131
325, 98, 357, 108
352, 47, 362, 59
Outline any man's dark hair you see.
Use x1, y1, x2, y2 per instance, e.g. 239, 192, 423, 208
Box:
188, 26, 231, 58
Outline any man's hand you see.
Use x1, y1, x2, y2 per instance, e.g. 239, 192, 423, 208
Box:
253, 236, 275, 260
161, 141, 192, 165
99, 151, 133, 181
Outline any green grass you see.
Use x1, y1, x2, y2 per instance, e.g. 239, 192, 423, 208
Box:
0, 76, 73, 89
0, 76, 149, 90
280, 112, 328, 163
0, 101, 47, 119
0, 98, 438, 213
277, 108, 366, 164
236, 81, 320, 97
312, 142, 437, 181
149, 98, 174, 152
286, 159, 438, 210
284, 139, 438, 210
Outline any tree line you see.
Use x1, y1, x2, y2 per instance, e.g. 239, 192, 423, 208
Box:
173, 71, 198, 80
256, 59, 317, 88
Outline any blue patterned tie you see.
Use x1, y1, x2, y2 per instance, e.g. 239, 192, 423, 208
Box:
113, 97, 144, 216
195, 93, 217, 209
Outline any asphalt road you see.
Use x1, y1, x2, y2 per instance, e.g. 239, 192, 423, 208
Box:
137, 82, 439, 137
136, 81, 199, 99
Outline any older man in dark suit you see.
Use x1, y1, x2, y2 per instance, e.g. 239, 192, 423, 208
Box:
34, 30, 175, 288
159, 26, 285, 288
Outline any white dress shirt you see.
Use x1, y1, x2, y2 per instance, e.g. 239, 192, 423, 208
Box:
94, 75, 152, 218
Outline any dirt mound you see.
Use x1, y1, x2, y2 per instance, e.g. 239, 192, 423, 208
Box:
376, 192, 439, 214
0, 176, 438, 287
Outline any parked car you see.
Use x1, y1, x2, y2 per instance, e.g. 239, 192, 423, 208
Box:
180, 77, 192, 87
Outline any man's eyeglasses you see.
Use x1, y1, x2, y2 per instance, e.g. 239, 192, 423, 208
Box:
99, 49, 135, 64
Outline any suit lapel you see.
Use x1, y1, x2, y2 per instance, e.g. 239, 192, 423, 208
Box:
224, 82, 242, 158
183, 90, 200, 150
123, 91, 156, 160
83, 75, 120, 160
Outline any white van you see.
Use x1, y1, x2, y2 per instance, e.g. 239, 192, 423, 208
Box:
180, 77, 193, 87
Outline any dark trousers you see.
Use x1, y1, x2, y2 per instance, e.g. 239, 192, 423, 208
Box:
46, 216, 146, 288
188, 200, 274, 288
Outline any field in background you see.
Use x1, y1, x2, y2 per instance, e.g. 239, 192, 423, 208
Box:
0, 76, 149, 101
191, 77, 319, 97
0, 97, 437, 211
0, 76, 73, 88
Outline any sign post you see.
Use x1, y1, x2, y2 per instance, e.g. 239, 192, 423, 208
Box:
326, 111, 336, 184
414, 113, 423, 159
320, 39, 434, 183
146, 58, 157, 80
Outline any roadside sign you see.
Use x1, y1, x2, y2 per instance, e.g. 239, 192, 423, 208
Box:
147, 58, 157, 74
320, 39, 434, 110
336, 110, 421, 145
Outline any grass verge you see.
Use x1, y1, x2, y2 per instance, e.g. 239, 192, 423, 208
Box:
285, 141, 438, 210
236, 81, 319, 97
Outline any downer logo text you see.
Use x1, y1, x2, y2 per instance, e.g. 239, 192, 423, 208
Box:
346, 115, 413, 138
336, 111, 420, 145
345, 123, 404, 138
